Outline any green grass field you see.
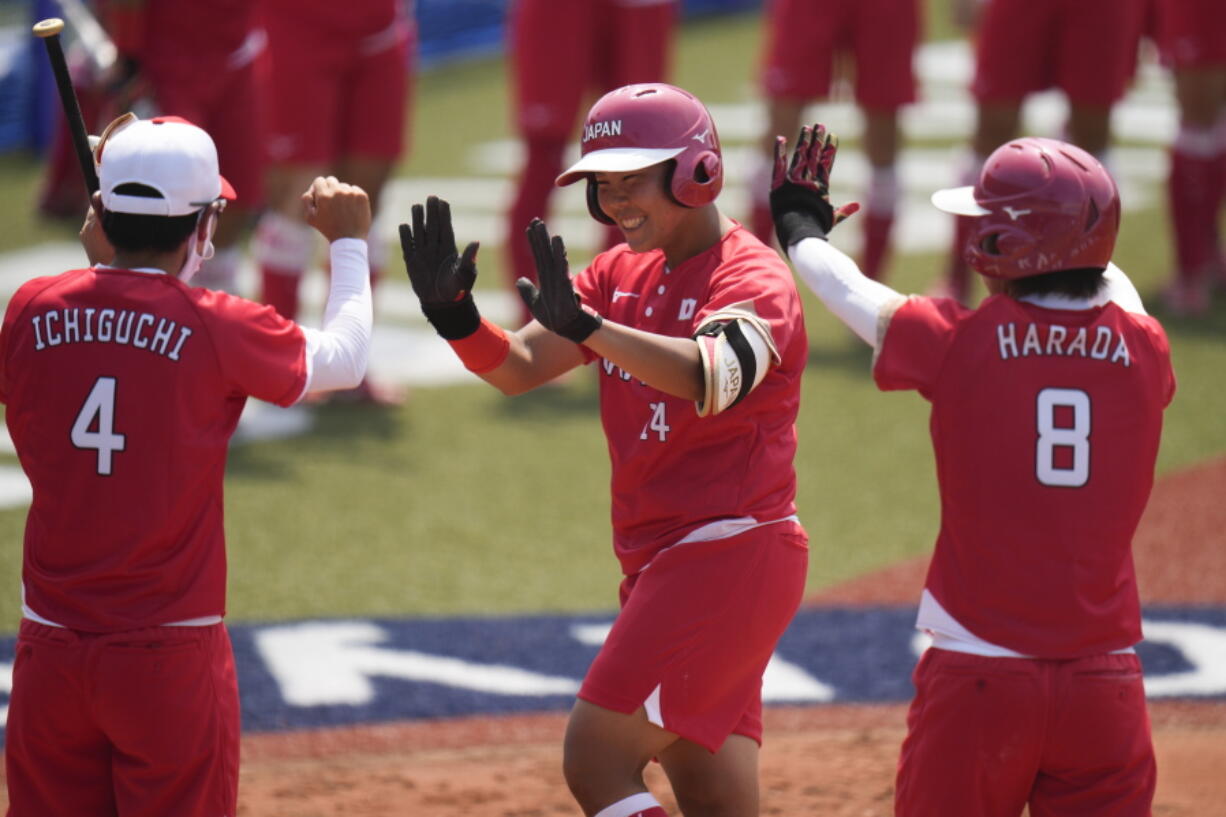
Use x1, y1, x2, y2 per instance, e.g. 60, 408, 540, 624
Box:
0, 9, 1222, 631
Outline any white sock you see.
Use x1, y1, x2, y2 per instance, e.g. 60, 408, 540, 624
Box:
865, 165, 899, 216
593, 792, 663, 817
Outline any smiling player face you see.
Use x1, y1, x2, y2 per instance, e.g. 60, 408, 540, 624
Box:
594, 163, 692, 257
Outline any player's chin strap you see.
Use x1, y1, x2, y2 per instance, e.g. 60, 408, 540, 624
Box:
693, 301, 780, 417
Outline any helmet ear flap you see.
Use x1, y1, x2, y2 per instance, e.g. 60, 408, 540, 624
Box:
671, 150, 723, 208
585, 177, 614, 225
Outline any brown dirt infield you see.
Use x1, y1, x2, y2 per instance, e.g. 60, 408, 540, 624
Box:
6, 458, 1226, 815
233, 456, 1226, 816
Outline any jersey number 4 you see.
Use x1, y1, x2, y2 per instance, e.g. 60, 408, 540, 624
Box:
1035, 387, 1089, 488
71, 376, 127, 476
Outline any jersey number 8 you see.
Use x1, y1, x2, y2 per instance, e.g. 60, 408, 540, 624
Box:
1035, 387, 1090, 488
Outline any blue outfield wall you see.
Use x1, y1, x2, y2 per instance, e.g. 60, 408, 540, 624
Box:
1, 606, 1223, 744
0, 0, 763, 152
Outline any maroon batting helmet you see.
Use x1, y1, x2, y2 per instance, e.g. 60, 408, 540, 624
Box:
556, 83, 723, 225
931, 137, 1120, 279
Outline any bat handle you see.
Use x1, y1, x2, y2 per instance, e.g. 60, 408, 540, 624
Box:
33, 17, 100, 196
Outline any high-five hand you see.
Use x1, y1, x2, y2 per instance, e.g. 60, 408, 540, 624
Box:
516, 219, 603, 344
399, 196, 481, 339
770, 123, 860, 248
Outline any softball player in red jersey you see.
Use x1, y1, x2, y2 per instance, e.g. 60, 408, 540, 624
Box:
255, 0, 414, 404
1154, 0, 1226, 314
2, 116, 373, 817
750, 0, 919, 282
402, 83, 808, 817
937, 0, 1148, 303
772, 126, 1173, 817
505, 0, 678, 324
110, 0, 270, 293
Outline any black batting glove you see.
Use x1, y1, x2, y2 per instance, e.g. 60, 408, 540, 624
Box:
516, 219, 603, 344
399, 195, 481, 340
770, 123, 861, 249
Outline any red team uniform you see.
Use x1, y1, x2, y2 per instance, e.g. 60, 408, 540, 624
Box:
571, 228, 809, 749
3, 116, 373, 816
126, 0, 268, 208
255, 0, 414, 328
753, 0, 919, 280
506, 0, 677, 318
971, 0, 1146, 107
775, 130, 1173, 815
1156, 0, 1226, 69
403, 83, 808, 816
879, 288, 1174, 816
261, 0, 413, 169
1154, 0, 1226, 311
0, 273, 306, 816
760, 0, 919, 109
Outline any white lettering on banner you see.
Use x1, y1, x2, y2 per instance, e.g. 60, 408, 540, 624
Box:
1141, 620, 1226, 697
0, 661, 11, 728
762, 657, 836, 702
254, 621, 580, 707
567, 622, 835, 702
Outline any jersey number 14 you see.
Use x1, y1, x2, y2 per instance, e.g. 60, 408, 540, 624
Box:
71, 376, 127, 476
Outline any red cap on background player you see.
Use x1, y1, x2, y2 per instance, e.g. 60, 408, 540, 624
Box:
930, 137, 1120, 279
98, 115, 237, 217
556, 83, 723, 223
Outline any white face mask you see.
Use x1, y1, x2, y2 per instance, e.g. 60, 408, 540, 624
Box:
178, 209, 217, 283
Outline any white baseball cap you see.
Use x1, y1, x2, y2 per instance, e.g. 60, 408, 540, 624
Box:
99, 116, 236, 217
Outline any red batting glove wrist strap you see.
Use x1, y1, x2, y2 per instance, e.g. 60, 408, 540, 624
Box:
447, 317, 510, 374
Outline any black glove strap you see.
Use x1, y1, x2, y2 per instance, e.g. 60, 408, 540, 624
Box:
770, 186, 832, 248
556, 309, 603, 345
422, 294, 481, 340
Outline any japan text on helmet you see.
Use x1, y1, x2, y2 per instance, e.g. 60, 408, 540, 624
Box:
930, 137, 1120, 279
556, 83, 723, 225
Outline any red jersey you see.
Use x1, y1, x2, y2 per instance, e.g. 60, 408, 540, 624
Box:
874, 294, 1175, 657
261, 0, 409, 38
137, 0, 258, 71
572, 226, 807, 575
0, 267, 308, 632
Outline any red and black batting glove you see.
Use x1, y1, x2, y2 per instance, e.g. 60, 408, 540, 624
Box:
399, 195, 482, 340
517, 219, 603, 344
770, 123, 860, 249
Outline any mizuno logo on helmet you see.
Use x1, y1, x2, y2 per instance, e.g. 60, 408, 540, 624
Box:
584, 120, 623, 142
1003, 206, 1032, 220
693, 128, 711, 144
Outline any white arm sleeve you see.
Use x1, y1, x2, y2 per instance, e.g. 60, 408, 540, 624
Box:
298, 237, 373, 399
1101, 263, 1147, 315
786, 237, 905, 349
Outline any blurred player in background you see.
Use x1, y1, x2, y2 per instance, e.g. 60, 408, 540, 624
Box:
749, 0, 920, 281
1, 116, 372, 816
90, 0, 271, 294
1155, 0, 1226, 315
773, 125, 1173, 816
935, 0, 1148, 303
254, 0, 415, 402
504, 0, 677, 324
402, 83, 808, 817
